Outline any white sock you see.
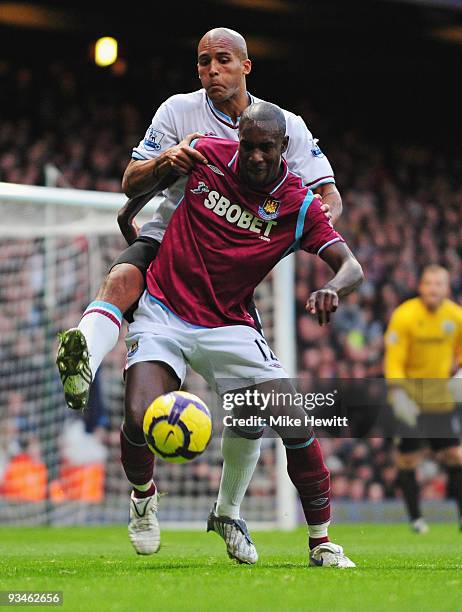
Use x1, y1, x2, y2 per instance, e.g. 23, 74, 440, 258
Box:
308, 521, 330, 538
216, 427, 262, 520
78, 300, 123, 379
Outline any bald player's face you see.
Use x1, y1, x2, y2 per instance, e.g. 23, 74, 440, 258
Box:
238, 120, 287, 189
419, 270, 450, 309
197, 34, 251, 103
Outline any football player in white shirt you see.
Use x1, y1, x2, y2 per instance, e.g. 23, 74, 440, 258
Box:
57, 28, 349, 568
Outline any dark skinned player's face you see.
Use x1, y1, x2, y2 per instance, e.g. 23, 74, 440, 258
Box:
238, 120, 288, 189
197, 35, 251, 104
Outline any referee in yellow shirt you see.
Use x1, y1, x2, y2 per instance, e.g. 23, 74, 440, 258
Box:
384, 265, 462, 533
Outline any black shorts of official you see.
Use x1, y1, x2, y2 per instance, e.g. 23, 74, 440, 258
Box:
110, 236, 161, 277
109, 236, 264, 332
397, 411, 462, 453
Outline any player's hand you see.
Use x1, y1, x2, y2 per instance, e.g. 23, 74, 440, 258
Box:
306, 286, 339, 325
390, 388, 420, 427
161, 132, 208, 176
313, 193, 332, 221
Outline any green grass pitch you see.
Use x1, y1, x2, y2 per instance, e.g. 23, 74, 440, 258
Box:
1, 524, 461, 611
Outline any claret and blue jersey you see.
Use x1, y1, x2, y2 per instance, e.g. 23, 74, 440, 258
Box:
146, 136, 344, 329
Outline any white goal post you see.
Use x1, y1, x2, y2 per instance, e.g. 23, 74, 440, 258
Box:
0, 182, 298, 529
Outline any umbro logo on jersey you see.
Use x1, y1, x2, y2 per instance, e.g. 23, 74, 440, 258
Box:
190, 181, 210, 194
207, 164, 225, 176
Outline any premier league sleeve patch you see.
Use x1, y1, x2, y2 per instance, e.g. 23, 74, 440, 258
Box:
144, 126, 165, 151
258, 198, 280, 220
386, 331, 398, 345
310, 138, 325, 158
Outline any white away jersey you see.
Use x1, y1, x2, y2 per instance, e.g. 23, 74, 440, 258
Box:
132, 89, 335, 242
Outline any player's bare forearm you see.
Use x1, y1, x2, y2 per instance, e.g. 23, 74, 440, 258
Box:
122, 132, 207, 198
122, 158, 179, 198
306, 242, 363, 325
323, 256, 363, 298
314, 183, 342, 224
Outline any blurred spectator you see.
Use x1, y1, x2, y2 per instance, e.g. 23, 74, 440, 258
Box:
0, 436, 47, 502
49, 419, 107, 503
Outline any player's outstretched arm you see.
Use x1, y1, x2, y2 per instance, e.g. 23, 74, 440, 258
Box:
306, 242, 363, 325
122, 132, 208, 198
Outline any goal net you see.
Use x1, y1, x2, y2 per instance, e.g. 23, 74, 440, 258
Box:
0, 182, 297, 528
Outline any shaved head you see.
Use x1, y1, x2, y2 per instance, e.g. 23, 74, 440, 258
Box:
198, 27, 248, 60
197, 27, 251, 108
241, 102, 286, 139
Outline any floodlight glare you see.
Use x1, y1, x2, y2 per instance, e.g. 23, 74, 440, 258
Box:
95, 37, 118, 67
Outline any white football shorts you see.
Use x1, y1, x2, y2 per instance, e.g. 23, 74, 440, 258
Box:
125, 291, 288, 394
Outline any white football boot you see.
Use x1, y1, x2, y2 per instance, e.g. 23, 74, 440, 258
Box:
128, 491, 161, 555
411, 517, 429, 534
309, 542, 356, 568
207, 503, 258, 564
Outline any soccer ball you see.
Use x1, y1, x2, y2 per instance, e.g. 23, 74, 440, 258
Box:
143, 391, 212, 463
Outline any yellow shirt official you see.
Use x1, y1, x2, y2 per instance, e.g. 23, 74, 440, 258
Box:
384, 298, 462, 412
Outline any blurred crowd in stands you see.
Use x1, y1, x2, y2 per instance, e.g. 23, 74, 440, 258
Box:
1, 59, 462, 508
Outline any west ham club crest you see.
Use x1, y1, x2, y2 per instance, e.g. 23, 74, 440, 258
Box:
258, 198, 281, 221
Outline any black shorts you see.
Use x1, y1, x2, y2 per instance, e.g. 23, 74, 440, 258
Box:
110, 236, 161, 277
109, 236, 263, 333
397, 411, 461, 453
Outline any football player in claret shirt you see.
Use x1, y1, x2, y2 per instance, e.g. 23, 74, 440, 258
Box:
56, 27, 350, 565
121, 102, 363, 566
